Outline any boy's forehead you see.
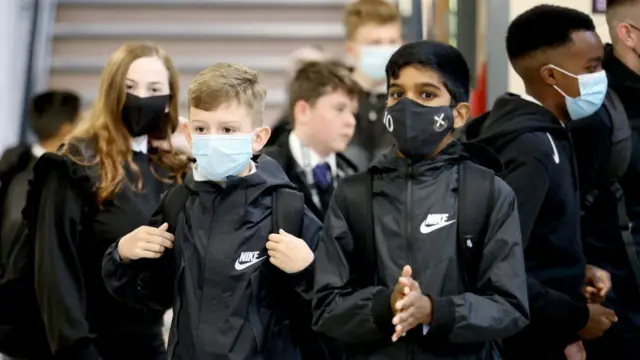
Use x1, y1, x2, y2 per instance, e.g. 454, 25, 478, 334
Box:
389, 65, 444, 87
353, 22, 402, 43
188, 103, 252, 124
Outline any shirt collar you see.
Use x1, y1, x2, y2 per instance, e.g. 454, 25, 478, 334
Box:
31, 143, 46, 158
131, 135, 148, 154
288, 131, 337, 175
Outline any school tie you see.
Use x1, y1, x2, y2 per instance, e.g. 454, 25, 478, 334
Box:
312, 162, 333, 189
312, 162, 334, 212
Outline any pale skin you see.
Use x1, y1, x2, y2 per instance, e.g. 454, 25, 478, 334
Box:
292, 89, 357, 158
346, 22, 403, 91
118, 102, 314, 273
124, 56, 191, 156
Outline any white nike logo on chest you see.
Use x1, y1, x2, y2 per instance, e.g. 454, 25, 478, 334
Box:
234, 251, 267, 271
420, 213, 456, 234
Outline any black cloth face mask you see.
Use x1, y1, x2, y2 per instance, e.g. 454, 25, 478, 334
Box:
383, 97, 455, 159
121, 93, 170, 137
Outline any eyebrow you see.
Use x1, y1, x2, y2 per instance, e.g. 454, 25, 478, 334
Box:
125, 78, 166, 86
388, 81, 443, 89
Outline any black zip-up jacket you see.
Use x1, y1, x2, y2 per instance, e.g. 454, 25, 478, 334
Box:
465, 94, 589, 358
27, 143, 168, 359
604, 44, 640, 251
312, 142, 529, 360
102, 155, 324, 360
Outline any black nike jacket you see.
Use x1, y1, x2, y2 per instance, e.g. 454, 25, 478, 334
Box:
311, 142, 529, 360
102, 155, 324, 360
465, 93, 589, 359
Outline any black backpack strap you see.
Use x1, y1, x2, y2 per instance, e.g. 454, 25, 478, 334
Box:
271, 188, 305, 237
457, 162, 496, 292
602, 89, 632, 183
335, 171, 375, 286
611, 183, 640, 293
162, 184, 191, 234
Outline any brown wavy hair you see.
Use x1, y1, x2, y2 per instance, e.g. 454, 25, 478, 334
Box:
61, 42, 190, 204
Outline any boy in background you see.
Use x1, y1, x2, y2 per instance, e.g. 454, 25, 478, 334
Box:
342, 0, 403, 170
103, 63, 324, 360
263, 61, 359, 220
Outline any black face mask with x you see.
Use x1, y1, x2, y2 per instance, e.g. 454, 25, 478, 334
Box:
383, 97, 454, 160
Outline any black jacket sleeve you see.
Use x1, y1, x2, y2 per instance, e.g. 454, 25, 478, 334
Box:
102, 191, 178, 311
500, 149, 589, 336
33, 163, 102, 359
311, 195, 394, 344
427, 178, 529, 342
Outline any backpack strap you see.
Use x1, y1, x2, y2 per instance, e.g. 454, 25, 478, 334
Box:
601, 89, 632, 185
335, 171, 375, 286
457, 161, 496, 292
271, 188, 305, 237
162, 184, 192, 234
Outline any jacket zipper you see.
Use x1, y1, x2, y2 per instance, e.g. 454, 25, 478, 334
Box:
406, 165, 413, 272
405, 165, 413, 359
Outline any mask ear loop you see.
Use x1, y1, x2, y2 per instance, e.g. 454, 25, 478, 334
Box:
547, 64, 579, 99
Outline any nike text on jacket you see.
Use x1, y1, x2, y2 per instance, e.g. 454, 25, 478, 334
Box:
464, 93, 589, 358
102, 155, 324, 360
311, 142, 529, 360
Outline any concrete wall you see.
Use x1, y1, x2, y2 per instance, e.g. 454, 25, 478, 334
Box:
0, 0, 33, 153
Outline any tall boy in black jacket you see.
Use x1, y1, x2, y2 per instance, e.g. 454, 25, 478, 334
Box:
102, 63, 323, 360
311, 40, 529, 360
465, 5, 616, 360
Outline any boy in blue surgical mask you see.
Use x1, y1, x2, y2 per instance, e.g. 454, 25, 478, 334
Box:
342, 0, 403, 170
464, 5, 615, 360
102, 63, 327, 360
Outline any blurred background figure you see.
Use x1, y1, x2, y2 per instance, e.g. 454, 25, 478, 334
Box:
341, 0, 403, 170
263, 61, 360, 221
0, 90, 80, 257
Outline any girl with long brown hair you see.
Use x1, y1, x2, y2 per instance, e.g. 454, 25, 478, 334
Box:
23, 42, 190, 359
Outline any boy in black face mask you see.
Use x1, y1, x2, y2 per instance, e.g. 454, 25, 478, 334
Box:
311, 40, 529, 360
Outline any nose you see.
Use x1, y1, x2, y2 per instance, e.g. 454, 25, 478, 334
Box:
345, 112, 356, 128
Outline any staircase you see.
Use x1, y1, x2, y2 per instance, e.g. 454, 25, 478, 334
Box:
46, 0, 348, 126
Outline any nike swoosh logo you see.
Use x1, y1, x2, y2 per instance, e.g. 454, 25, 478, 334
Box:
234, 256, 267, 271
420, 220, 456, 234
546, 133, 560, 164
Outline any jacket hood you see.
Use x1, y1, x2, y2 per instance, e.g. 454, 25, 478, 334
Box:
371, 140, 503, 175
184, 154, 295, 203
463, 93, 567, 153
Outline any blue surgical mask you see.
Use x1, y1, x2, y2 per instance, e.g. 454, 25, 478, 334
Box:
358, 45, 398, 82
550, 65, 608, 120
191, 133, 254, 182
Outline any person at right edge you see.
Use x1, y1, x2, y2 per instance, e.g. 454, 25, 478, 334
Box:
312, 40, 529, 360
571, 1, 640, 358
464, 5, 616, 360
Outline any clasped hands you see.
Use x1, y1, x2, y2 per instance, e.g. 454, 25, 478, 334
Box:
389, 265, 433, 342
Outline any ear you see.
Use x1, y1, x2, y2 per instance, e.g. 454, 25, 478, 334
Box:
617, 22, 637, 48
252, 126, 272, 153
181, 122, 192, 145
540, 65, 559, 86
345, 41, 359, 61
452, 102, 471, 129
293, 100, 312, 126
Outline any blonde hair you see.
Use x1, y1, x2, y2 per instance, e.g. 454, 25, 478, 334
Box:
188, 63, 267, 126
61, 42, 190, 204
344, 0, 402, 40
